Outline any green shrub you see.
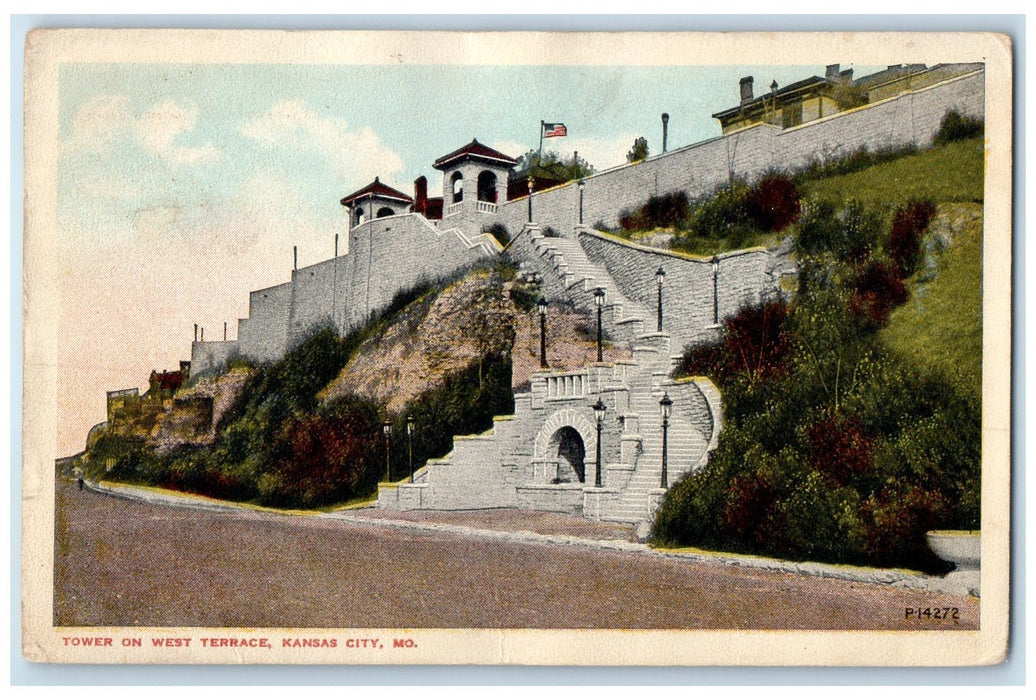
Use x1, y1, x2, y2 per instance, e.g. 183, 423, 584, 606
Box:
795, 144, 919, 183
486, 222, 511, 247
618, 191, 690, 232
386, 354, 514, 482
795, 199, 883, 263
934, 110, 984, 145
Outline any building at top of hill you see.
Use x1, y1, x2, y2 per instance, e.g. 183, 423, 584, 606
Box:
712, 62, 984, 133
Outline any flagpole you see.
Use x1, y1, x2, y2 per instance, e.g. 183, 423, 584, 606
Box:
538, 120, 544, 169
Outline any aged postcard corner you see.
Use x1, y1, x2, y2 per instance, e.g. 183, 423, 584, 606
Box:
22, 28, 1011, 667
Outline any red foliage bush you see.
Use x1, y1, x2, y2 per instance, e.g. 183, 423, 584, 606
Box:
746, 175, 802, 233
859, 482, 950, 564
807, 413, 875, 487
681, 301, 794, 382
850, 261, 909, 326
274, 410, 379, 505
888, 200, 937, 276
618, 209, 647, 231
723, 469, 779, 546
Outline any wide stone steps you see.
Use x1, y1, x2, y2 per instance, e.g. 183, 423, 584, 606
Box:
597, 355, 709, 522
531, 233, 650, 346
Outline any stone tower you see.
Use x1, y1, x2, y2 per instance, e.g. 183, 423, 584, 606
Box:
432, 139, 518, 221
339, 177, 414, 229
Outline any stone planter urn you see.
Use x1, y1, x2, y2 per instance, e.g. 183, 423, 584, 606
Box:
926, 530, 981, 597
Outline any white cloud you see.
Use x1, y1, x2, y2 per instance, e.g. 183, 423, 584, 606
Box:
560, 133, 639, 172
63, 95, 219, 166
241, 99, 404, 182
490, 140, 530, 161
134, 100, 219, 165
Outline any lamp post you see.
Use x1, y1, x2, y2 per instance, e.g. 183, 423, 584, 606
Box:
592, 398, 606, 488
659, 392, 673, 489
655, 265, 666, 332
594, 287, 606, 362
578, 179, 585, 225
711, 255, 720, 325
406, 414, 415, 483
527, 176, 534, 223
382, 421, 392, 482
538, 297, 549, 369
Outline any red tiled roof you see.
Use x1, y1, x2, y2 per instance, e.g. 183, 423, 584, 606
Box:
340, 177, 414, 206
151, 370, 184, 392
433, 139, 519, 170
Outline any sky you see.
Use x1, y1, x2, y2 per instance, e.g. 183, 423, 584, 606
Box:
55, 61, 884, 455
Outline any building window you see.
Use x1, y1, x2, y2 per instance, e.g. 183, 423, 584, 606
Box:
451, 172, 464, 203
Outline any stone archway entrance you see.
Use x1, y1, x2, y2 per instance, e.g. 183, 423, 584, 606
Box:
549, 426, 585, 483
533, 408, 598, 485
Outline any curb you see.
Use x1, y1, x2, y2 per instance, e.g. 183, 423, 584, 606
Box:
325, 511, 976, 598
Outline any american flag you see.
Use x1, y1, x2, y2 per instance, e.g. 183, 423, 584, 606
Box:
543, 122, 567, 138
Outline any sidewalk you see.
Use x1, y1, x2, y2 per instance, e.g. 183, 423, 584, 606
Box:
86, 479, 977, 598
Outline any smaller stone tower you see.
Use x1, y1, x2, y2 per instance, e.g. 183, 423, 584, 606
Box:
340, 177, 414, 229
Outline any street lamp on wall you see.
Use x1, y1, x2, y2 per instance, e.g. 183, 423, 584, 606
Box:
592, 398, 606, 488
594, 287, 606, 362
538, 297, 549, 369
655, 265, 666, 333
406, 414, 415, 483
382, 421, 392, 482
711, 255, 720, 325
659, 392, 673, 489
527, 176, 535, 223
578, 179, 585, 225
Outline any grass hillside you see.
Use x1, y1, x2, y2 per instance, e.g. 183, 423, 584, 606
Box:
882, 203, 983, 402
802, 137, 984, 401
801, 137, 984, 206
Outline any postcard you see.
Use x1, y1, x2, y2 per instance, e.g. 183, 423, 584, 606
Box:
22, 29, 1012, 665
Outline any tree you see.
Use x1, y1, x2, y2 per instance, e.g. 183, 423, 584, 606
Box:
627, 137, 649, 163
512, 149, 594, 183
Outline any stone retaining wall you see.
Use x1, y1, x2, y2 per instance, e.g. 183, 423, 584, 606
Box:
492, 69, 984, 235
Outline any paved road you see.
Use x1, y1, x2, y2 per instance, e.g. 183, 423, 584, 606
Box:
53, 482, 978, 630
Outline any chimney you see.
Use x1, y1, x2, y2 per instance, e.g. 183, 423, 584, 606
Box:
739, 76, 754, 104
200, 327, 204, 342
825, 64, 840, 79
224, 322, 227, 341
335, 233, 339, 257
293, 245, 298, 271
194, 323, 198, 342
414, 175, 428, 216
661, 113, 669, 153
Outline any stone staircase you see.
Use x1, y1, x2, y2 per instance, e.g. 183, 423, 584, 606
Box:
377, 325, 719, 525
598, 338, 710, 523
525, 227, 651, 347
